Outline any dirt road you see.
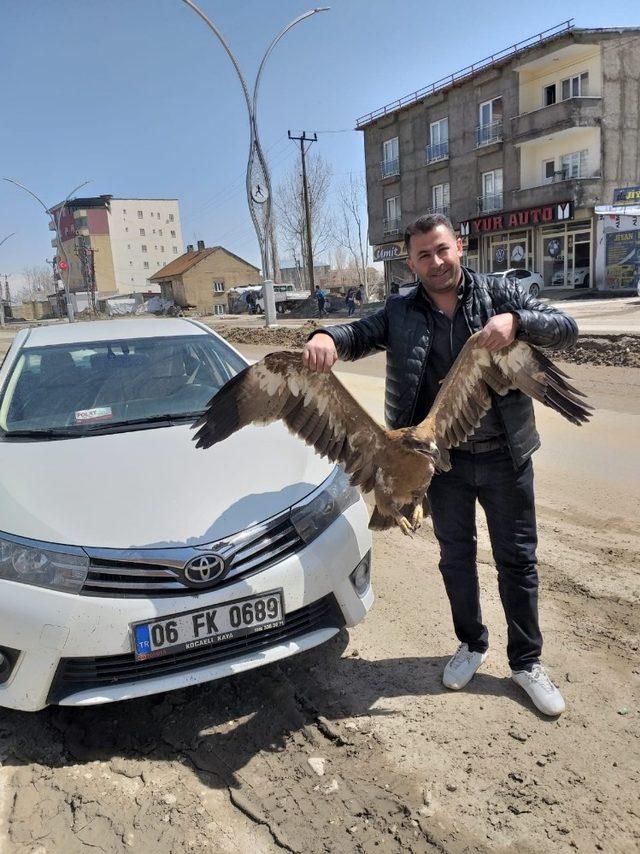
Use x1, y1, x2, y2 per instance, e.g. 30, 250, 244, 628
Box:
0, 340, 638, 853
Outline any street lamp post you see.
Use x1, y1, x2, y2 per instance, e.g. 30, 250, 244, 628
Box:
179, 1, 329, 327
2, 178, 91, 322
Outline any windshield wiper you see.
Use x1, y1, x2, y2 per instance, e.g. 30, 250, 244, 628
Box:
2, 428, 83, 440
2, 412, 205, 440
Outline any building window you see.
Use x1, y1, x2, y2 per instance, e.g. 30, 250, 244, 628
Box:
125, 227, 129, 233
129, 261, 133, 267
154, 245, 158, 250
426, 118, 449, 163
383, 197, 401, 235
152, 229, 156, 235
127, 243, 131, 250
213, 281, 225, 292
213, 304, 226, 315
543, 159, 556, 184
157, 262, 161, 266
123, 209, 127, 215
173, 246, 178, 254
158, 229, 163, 237
139, 228, 145, 236
561, 149, 588, 179
141, 244, 147, 252
431, 183, 450, 215
160, 246, 165, 253
143, 261, 149, 269
476, 97, 503, 147
169, 214, 174, 222
137, 210, 143, 219
561, 72, 589, 100
380, 137, 400, 178
170, 230, 176, 238
479, 169, 503, 212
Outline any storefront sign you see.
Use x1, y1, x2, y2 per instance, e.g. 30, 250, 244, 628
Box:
373, 241, 407, 262
612, 186, 640, 206
459, 202, 573, 236
605, 231, 640, 288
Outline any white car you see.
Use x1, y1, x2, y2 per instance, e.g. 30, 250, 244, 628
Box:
0, 318, 373, 712
490, 268, 544, 298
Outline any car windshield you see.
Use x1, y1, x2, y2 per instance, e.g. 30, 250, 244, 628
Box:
0, 333, 245, 438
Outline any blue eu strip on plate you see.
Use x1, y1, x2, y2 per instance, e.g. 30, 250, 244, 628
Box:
135, 624, 151, 656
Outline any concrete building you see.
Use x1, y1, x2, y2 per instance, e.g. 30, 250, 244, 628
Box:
357, 22, 640, 293
49, 195, 183, 299
150, 242, 262, 314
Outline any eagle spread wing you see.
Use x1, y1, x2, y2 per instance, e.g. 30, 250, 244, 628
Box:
417, 331, 593, 457
193, 352, 391, 494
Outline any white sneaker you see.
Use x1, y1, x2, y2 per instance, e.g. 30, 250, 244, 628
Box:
511, 664, 566, 716
442, 643, 488, 690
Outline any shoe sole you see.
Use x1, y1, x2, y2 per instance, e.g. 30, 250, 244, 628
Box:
442, 651, 488, 691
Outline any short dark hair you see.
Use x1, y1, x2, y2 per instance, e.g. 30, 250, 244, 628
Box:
404, 213, 456, 253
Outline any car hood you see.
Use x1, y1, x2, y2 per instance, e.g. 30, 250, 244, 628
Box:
0, 424, 334, 549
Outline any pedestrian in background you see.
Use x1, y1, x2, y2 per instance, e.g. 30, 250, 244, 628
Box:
345, 287, 357, 317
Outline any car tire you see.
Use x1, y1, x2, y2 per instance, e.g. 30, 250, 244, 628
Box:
528, 283, 540, 297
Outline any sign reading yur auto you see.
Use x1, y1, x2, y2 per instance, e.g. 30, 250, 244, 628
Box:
459, 202, 573, 236
373, 241, 407, 262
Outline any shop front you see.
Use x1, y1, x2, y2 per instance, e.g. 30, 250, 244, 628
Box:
459, 202, 596, 291
595, 186, 640, 291
373, 240, 415, 293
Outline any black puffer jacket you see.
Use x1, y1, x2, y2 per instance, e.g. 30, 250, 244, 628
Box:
313, 268, 578, 467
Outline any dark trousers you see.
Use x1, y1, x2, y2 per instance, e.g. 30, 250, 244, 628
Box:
427, 447, 542, 672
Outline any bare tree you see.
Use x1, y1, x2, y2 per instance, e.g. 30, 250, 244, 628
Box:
20, 265, 52, 301
332, 173, 372, 298
275, 152, 332, 289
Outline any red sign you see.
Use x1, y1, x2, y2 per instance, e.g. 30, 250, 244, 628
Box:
459, 202, 573, 236
59, 261, 69, 271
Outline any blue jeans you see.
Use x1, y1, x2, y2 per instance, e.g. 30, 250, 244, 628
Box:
427, 447, 542, 671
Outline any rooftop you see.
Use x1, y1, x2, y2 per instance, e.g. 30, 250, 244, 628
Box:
356, 20, 577, 129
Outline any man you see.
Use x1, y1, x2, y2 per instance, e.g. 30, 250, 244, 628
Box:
314, 286, 327, 317
303, 213, 578, 716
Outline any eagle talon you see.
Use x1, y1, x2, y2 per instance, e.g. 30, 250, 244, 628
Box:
396, 515, 414, 537
411, 505, 424, 531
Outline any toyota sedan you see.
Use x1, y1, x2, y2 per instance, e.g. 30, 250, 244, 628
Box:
0, 318, 373, 711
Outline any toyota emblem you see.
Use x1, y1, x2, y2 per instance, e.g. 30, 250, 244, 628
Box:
184, 553, 226, 585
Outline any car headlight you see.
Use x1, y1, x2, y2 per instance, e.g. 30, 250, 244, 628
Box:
0, 535, 89, 593
290, 466, 360, 544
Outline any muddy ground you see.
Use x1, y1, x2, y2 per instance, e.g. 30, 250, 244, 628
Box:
0, 326, 638, 853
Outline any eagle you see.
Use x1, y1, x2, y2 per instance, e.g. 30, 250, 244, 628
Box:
192, 332, 592, 535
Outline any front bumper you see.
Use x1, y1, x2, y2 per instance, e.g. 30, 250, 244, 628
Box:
0, 501, 373, 712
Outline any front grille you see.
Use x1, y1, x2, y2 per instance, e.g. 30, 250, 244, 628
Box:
48, 595, 343, 703
81, 513, 305, 597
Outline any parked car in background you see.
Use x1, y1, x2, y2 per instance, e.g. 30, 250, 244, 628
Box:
490, 268, 544, 298
0, 319, 373, 711
551, 267, 590, 288
256, 284, 311, 314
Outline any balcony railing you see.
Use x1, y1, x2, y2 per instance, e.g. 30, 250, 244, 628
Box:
477, 193, 503, 213
383, 216, 402, 236
380, 158, 400, 179
475, 120, 503, 148
426, 205, 450, 217
425, 140, 449, 164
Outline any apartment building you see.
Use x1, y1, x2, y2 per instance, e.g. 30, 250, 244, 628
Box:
357, 22, 640, 293
49, 195, 184, 298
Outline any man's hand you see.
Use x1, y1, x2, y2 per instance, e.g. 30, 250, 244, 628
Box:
477, 313, 519, 352
302, 332, 338, 373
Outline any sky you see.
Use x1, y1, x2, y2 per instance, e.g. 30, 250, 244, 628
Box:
2, 0, 640, 290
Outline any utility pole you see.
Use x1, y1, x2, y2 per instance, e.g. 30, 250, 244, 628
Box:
288, 131, 317, 292
0, 274, 7, 328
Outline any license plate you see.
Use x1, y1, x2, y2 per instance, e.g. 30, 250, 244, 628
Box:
130, 590, 285, 661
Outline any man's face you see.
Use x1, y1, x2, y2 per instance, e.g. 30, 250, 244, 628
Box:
406, 225, 463, 295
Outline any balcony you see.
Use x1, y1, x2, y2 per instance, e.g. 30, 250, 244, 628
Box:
426, 205, 450, 218
475, 120, 503, 148
383, 217, 402, 236
425, 141, 449, 165
477, 193, 504, 213
514, 175, 601, 210
511, 97, 601, 144
380, 158, 400, 180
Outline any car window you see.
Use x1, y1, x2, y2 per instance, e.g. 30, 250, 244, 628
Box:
0, 333, 246, 437
514, 270, 530, 279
